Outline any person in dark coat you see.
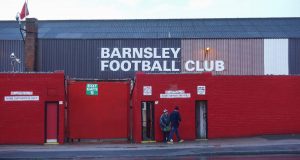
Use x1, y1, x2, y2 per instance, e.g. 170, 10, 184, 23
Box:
160, 109, 170, 143
168, 106, 184, 143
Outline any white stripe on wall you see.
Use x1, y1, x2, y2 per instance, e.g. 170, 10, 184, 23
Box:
264, 39, 289, 75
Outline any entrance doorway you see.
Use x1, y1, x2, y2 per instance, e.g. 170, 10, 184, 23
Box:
45, 102, 59, 143
195, 101, 207, 139
141, 101, 155, 141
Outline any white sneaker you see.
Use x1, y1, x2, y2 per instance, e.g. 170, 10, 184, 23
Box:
167, 139, 173, 144
179, 139, 184, 143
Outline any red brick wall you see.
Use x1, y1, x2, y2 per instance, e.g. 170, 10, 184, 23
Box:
133, 73, 300, 142
67, 81, 130, 139
0, 73, 65, 144
24, 18, 38, 72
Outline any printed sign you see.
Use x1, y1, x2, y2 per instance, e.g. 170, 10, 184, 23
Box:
4, 96, 39, 101
143, 86, 152, 96
11, 91, 33, 95
197, 86, 206, 95
86, 84, 98, 96
4, 91, 39, 102
160, 90, 191, 98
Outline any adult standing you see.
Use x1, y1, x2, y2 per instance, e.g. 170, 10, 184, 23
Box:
168, 106, 184, 144
160, 109, 170, 143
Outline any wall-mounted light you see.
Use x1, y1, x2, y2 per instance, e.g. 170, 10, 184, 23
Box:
204, 47, 210, 59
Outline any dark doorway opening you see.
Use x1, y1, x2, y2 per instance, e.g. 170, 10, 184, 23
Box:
195, 100, 207, 139
141, 101, 155, 141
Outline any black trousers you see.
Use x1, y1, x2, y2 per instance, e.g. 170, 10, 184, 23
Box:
162, 131, 170, 142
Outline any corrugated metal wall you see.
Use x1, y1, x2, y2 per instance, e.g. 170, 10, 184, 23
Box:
38, 39, 181, 79
0, 40, 24, 72
264, 39, 289, 75
181, 39, 264, 75
37, 38, 300, 78
289, 39, 300, 75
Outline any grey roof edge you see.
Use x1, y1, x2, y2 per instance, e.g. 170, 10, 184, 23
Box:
2, 16, 300, 22
38, 17, 300, 22
2, 17, 300, 40
37, 17, 300, 39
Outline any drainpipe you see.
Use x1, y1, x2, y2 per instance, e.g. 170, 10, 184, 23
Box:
129, 78, 136, 143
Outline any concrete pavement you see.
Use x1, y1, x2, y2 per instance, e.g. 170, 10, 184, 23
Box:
1, 134, 300, 159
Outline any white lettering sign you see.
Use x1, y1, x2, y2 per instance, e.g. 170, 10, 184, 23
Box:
11, 91, 33, 95
101, 48, 181, 59
165, 90, 185, 94
4, 96, 39, 101
160, 93, 191, 98
185, 60, 225, 72
160, 90, 191, 99
99, 47, 225, 72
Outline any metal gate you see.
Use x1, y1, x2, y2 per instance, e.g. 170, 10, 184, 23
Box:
67, 80, 130, 141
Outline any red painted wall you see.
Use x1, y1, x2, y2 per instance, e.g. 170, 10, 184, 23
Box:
132, 73, 212, 142
132, 73, 300, 142
209, 76, 300, 138
67, 80, 130, 139
0, 73, 65, 144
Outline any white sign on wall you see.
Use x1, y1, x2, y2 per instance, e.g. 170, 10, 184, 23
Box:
160, 90, 191, 98
4, 96, 39, 101
10, 91, 33, 95
197, 86, 206, 95
4, 91, 39, 102
143, 86, 152, 96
